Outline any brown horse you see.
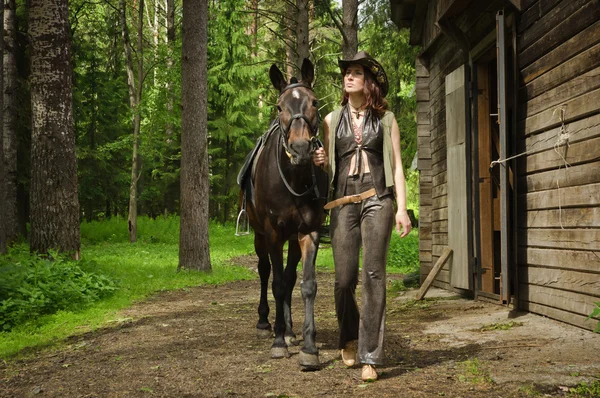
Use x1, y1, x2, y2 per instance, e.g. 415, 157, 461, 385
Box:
241, 59, 327, 370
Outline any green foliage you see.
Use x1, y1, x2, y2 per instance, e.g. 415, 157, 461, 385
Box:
71, 0, 133, 220
457, 358, 493, 384
387, 230, 420, 274
479, 321, 523, 332
80, 215, 181, 245
518, 385, 541, 397
207, 0, 271, 222
570, 379, 600, 397
0, 247, 117, 331
0, 222, 256, 358
588, 301, 600, 333
405, 169, 420, 217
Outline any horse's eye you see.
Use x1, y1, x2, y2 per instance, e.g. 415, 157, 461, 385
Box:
277, 105, 282, 112
312, 100, 318, 107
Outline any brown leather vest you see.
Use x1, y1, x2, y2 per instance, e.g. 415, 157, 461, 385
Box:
333, 106, 393, 199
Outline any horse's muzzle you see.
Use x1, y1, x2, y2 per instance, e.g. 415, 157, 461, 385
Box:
288, 139, 314, 165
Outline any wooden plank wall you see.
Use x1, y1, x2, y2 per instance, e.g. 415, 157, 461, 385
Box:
516, 0, 600, 330
420, 2, 501, 290
416, 58, 433, 284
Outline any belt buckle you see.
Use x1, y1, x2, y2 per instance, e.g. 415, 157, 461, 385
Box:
350, 194, 362, 203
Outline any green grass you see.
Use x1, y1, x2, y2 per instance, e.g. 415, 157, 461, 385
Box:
479, 321, 523, 332
570, 379, 600, 397
0, 220, 256, 359
0, 217, 420, 359
457, 358, 493, 385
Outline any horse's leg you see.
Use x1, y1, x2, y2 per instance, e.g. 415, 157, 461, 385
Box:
267, 229, 289, 359
297, 230, 320, 370
283, 237, 301, 346
255, 233, 272, 339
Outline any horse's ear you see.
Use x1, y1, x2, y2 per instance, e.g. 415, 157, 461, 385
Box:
269, 64, 287, 93
300, 58, 314, 86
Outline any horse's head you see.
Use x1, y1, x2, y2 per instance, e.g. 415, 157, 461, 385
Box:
270, 59, 319, 166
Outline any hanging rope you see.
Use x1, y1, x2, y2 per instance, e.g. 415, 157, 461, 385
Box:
551, 107, 571, 229
489, 105, 575, 229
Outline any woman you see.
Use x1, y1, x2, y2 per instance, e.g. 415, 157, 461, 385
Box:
313, 51, 411, 381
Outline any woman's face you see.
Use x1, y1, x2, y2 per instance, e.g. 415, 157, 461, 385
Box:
344, 64, 365, 95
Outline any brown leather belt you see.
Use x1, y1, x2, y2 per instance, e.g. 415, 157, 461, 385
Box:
324, 188, 377, 210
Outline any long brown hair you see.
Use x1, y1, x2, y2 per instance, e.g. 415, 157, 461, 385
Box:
341, 65, 388, 118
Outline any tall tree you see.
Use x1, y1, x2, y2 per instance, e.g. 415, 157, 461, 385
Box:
317, 0, 357, 58
0, 2, 5, 254
178, 0, 210, 270
2, 0, 19, 244
120, 0, 144, 242
341, 0, 358, 58
29, 0, 80, 257
295, 0, 309, 68
285, 0, 295, 79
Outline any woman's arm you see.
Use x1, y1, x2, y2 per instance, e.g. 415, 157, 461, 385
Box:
313, 112, 331, 168
390, 116, 412, 238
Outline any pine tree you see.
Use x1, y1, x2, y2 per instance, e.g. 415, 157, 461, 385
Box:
2, 0, 19, 244
179, 0, 210, 270
207, 0, 268, 222
29, 0, 80, 257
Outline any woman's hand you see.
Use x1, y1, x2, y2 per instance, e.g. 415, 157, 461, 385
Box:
395, 209, 411, 238
313, 147, 327, 168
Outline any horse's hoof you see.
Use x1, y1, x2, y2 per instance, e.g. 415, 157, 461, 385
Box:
298, 351, 320, 371
285, 335, 298, 346
271, 346, 290, 359
256, 328, 272, 339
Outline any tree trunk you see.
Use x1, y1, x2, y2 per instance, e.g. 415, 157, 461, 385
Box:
285, 0, 295, 80
2, 0, 19, 245
341, 0, 358, 59
165, 0, 175, 140
295, 0, 309, 70
120, 0, 143, 243
250, 0, 258, 50
29, 0, 80, 257
179, 0, 210, 271
0, 3, 5, 254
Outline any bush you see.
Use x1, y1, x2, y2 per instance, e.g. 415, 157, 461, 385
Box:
589, 301, 600, 333
80, 215, 181, 244
0, 247, 117, 331
387, 231, 419, 274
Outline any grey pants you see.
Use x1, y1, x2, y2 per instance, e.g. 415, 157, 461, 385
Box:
330, 174, 394, 365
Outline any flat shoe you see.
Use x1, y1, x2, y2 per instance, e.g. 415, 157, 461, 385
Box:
362, 364, 378, 381
340, 341, 356, 367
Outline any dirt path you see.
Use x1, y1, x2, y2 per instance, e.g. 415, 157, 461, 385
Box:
2, 258, 600, 397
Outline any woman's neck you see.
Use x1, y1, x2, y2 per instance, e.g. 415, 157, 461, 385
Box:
347, 94, 365, 111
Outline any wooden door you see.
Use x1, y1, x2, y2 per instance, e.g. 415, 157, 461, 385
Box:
446, 65, 470, 290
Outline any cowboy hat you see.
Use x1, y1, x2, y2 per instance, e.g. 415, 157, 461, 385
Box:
338, 51, 389, 97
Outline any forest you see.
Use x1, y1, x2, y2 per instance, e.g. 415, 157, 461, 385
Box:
0, 0, 420, 339
0, 0, 419, 249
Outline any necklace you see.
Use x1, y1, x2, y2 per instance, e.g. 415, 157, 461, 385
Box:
349, 102, 365, 119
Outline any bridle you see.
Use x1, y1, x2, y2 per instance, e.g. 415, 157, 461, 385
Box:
275, 83, 323, 198
277, 83, 321, 152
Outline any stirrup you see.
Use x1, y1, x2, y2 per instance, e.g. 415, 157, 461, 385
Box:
235, 192, 250, 236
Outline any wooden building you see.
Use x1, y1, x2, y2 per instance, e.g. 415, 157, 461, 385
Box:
390, 0, 600, 330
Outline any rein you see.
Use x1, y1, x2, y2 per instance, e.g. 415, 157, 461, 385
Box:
276, 129, 322, 198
